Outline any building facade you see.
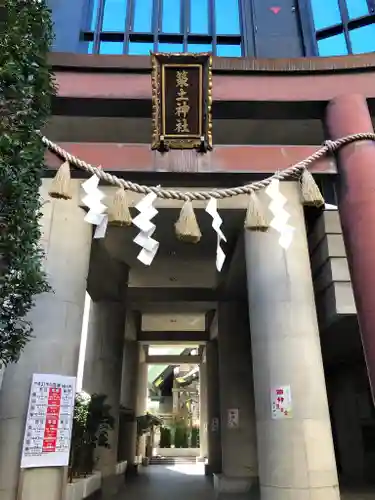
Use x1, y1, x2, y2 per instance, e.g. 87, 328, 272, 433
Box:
50, 0, 375, 58
1, 1, 375, 500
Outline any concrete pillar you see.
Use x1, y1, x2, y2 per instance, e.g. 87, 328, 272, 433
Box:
0, 365, 4, 392
136, 348, 148, 416
82, 300, 125, 485
199, 356, 208, 460
214, 302, 258, 497
172, 377, 179, 414
0, 180, 92, 500
245, 181, 340, 500
118, 331, 139, 466
206, 338, 222, 475
136, 348, 148, 461
326, 94, 375, 402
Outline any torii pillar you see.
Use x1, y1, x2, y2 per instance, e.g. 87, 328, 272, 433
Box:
326, 94, 375, 401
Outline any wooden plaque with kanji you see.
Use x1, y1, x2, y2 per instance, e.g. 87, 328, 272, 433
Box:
151, 52, 212, 152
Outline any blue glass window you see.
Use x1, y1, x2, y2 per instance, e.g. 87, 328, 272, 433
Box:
215, 0, 240, 35
350, 24, 375, 54
99, 41, 124, 54
310, 0, 375, 57
162, 0, 180, 33
158, 43, 184, 53
128, 42, 154, 55
188, 44, 212, 53
190, 0, 209, 34
133, 0, 153, 32
346, 0, 369, 19
317, 34, 348, 56
102, 0, 127, 31
310, 0, 341, 31
217, 44, 242, 57
83, 0, 244, 56
89, 0, 100, 30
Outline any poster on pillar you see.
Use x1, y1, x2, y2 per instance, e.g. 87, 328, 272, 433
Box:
227, 409, 239, 428
271, 385, 293, 419
20, 373, 76, 468
211, 417, 219, 432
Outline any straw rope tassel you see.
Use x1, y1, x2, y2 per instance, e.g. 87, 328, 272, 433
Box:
48, 161, 72, 200
175, 200, 202, 243
244, 191, 269, 231
107, 187, 132, 226
300, 168, 325, 207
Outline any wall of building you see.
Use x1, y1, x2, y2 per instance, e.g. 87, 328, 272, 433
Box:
158, 396, 173, 414
309, 210, 356, 328
252, 0, 306, 57
327, 363, 375, 485
47, 0, 308, 57
216, 302, 258, 485
48, 0, 86, 52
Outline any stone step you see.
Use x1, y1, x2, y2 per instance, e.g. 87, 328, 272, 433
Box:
149, 456, 198, 465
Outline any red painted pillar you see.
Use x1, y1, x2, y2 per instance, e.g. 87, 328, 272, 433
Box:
326, 94, 375, 400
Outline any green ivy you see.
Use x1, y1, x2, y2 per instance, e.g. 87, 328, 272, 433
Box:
0, 0, 55, 365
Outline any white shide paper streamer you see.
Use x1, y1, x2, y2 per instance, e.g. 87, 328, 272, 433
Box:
94, 215, 108, 239
81, 175, 108, 239
132, 192, 159, 266
265, 179, 295, 249
205, 198, 227, 272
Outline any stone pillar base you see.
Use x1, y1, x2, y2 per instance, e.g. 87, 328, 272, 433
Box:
205, 462, 221, 476
196, 456, 206, 463
213, 474, 259, 498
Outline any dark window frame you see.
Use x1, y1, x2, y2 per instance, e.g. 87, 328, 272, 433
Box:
298, 0, 375, 56
81, 0, 245, 56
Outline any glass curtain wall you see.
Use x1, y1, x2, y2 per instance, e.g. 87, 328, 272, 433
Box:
83, 0, 244, 56
307, 0, 375, 55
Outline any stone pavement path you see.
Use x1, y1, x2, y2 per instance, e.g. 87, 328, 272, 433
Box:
114, 466, 375, 500
115, 463, 216, 500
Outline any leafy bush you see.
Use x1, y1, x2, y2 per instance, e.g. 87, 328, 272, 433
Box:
159, 426, 172, 448
173, 422, 189, 448
69, 393, 115, 479
191, 426, 200, 448
0, 0, 55, 365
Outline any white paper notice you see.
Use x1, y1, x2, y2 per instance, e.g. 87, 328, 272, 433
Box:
227, 408, 239, 429
271, 385, 293, 419
211, 417, 219, 432
21, 373, 76, 468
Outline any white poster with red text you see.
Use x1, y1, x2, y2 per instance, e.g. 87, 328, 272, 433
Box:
271, 385, 293, 419
20, 373, 76, 468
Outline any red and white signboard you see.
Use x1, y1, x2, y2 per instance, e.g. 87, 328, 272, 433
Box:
20, 373, 76, 468
271, 385, 293, 419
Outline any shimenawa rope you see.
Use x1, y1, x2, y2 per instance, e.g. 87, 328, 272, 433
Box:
40, 132, 375, 202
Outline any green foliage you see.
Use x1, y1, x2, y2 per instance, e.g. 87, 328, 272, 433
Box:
70, 393, 115, 478
191, 426, 200, 448
159, 426, 172, 448
0, 0, 55, 364
173, 421, 189, 448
